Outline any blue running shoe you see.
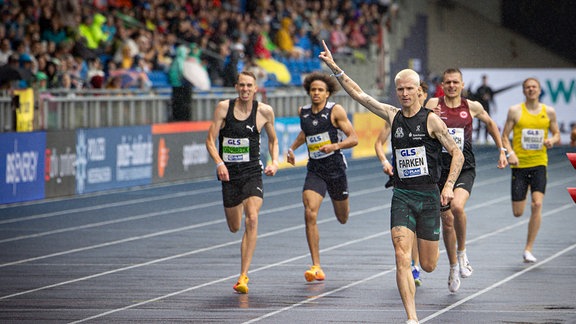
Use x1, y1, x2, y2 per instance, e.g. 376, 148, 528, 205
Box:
412, 266, 422, 287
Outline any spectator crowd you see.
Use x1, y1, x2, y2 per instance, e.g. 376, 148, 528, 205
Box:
0, 0, 390, 93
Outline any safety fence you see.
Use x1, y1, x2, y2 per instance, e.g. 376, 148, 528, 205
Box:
1, 87, 378, 132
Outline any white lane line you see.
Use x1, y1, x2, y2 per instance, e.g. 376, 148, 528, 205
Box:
1, 158, 567, 244
0, 201, 221, 244
242, 269, 395, 324
0, 165, 506, 244
0, 172, 307, 224
0, 204, 384, 301
0, 219, 224, 268
0, 187, 220, 225
420, 242, 576, 323
0, 172, 378, 243
0, 177, 570, 299
243, 203, 574, 324
0, 185, 302, 244
1, 175, 571, 303
0, 187, 383, 268
68, 231, 389, 324
0, 162, 375, 222
1, 162, 571, 321
66, 201, 572, 323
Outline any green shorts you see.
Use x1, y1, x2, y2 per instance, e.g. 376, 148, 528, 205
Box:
390, 187, 441, 241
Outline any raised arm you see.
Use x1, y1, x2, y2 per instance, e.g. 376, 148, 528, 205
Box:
318, 40, 398, 124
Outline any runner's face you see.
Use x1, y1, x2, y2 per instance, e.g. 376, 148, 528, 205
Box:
235, 74, 257, 101
442, 72, 464, 99
309, 80, 330, 105
418, 86, 428, 106
396, 78, 419, 108
523, 79, 541, 101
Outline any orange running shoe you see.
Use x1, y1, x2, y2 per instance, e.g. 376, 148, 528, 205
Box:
304, 265, 325, 282
233, 275, 249, 294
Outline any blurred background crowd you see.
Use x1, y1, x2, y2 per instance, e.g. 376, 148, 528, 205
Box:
0, 0, 392, 92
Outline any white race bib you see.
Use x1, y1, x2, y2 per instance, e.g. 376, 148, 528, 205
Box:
521, 129, 544, 150
306, 132, 334, 159
395, 146, 429, 179
442, 128, 464, 153
222, 137, 250, 162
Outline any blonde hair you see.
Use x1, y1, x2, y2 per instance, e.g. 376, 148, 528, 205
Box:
394, 69, 420, 87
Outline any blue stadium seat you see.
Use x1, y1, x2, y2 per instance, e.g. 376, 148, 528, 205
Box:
147, 70, 171, 88
282, 57, 322, 87
264, 73, 281, 88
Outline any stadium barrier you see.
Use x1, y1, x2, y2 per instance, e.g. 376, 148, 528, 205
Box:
1, 87, 377, 132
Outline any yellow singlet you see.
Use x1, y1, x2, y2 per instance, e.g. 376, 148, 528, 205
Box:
511, 103, 549, 168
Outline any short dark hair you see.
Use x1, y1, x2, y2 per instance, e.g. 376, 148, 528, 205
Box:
442, 68, 462, 81
420, 80, 429, 93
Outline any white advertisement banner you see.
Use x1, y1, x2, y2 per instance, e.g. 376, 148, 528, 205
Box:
461, 68, 575, 145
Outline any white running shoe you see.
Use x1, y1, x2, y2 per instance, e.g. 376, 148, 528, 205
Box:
523, 250, 537, 263
457, 250, 474, 278
448, 266, 461, 293
406, 320, 419, 324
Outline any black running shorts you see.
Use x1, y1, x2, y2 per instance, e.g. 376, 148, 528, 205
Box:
511, 165, 547, 201
303, 171, 349, 201
221, 176, 264, 208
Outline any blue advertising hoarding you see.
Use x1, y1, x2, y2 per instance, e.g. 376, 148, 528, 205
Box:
75, 126, 153, 194
0, 132, 46, 204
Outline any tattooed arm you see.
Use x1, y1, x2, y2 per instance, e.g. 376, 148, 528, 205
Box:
318, 40, 399, 125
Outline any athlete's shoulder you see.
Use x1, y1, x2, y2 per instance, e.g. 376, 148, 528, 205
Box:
465, 98, 485, 116
330, 102, 346, 113
425, 97, 440, 106
542, 103, 556, 113
508, 103, 523, 113
216, 99, 231, 108
257, 102, 275, 120
465, 98, 482, 108
257, 101, 273, 112
214, 99, 231, 117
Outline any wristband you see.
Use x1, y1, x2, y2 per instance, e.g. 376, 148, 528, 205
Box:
382, 160, 389, 167
288, 148, 294, 153
331, 70, 344, 78
216, 162, 224, 168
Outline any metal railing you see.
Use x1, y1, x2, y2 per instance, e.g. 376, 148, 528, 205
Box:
0, 96, 12, 132
1, 87, 378, 132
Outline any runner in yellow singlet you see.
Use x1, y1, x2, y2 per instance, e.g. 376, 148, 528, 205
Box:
501, 77, 561, 263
